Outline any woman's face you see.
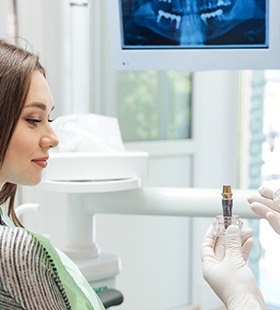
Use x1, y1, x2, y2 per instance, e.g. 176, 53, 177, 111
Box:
0, 71, 59, 187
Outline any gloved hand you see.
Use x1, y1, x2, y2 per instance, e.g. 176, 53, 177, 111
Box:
201, 225, 265, 310
248, 182, 280, 234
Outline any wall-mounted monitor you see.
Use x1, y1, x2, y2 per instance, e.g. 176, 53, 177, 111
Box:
107, 0, 280, 71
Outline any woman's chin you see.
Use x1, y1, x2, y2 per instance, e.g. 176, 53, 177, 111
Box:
23, 176, 43, 186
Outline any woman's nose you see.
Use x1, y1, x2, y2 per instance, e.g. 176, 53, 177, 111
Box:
40, 127, 59, 149
49, 133, 59, 149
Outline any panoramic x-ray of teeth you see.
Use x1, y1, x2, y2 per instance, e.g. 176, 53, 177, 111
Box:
121, 0, 267, 47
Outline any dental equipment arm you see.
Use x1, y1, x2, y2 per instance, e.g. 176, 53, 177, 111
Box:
201, 225, 265, 310
248, 182, 280, 235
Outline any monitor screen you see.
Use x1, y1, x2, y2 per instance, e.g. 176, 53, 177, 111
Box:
121, 0, 267, 49
107, 0, 280, 70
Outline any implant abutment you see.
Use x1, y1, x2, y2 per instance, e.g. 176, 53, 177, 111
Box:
221, 184, 233, 200
212, 184, 243, 236
222, 199, 233, 218
221, 185, 233, 227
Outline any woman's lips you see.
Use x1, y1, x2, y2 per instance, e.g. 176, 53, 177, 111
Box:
32, 159, 48, 168
32, 158, 48, 168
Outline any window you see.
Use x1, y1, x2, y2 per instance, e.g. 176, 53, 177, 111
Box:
116, 71, 192, 142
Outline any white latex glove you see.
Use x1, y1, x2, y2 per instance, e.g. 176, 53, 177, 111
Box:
248, 182, 280, 234
201, 225, 265, 310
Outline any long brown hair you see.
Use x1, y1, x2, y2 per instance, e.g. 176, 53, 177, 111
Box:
0, 39, 45, 227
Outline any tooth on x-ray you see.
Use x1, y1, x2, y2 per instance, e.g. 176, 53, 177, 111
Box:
131, 0, 260, 45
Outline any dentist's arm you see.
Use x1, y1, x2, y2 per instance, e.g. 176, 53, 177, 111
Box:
201, 225, 265, 310
248, 184, 280, 234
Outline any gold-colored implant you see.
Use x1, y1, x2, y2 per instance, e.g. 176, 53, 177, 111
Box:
221, 185, 233, 200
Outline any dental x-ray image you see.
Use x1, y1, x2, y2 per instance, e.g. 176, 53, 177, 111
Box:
120, 0, 267, 48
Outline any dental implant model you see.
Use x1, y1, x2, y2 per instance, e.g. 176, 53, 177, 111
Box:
212, 185, 243, 236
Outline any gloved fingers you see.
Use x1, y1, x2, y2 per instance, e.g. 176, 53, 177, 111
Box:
273, 189, 280, 208
225, 225, 243, 259
251, 202, 274, 219
201, 225, 217, 262
258, 182, 280, 211
258, 185, 274, 199
214, 235, 225, 261
247, 192, 263, 204
266, 211, 280, 235
247, 194, 277, 211
213, 228, 252, 260
240, 227, 253, 245
241, 237, 254, 261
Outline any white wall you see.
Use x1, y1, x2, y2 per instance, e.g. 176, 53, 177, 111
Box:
16, 0, 72, 116
0, 1, 15, 39
15, 0, 73, 251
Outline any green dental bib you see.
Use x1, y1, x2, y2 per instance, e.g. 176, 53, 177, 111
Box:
29, 232, 105, 310
0, 209, 105, 310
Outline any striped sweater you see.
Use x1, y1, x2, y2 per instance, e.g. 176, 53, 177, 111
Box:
0, 226, 69, 309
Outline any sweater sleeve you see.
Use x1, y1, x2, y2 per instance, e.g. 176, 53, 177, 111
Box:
0, 226, 69, 310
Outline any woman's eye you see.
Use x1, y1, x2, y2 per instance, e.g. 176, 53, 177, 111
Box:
48, 119, 54, 123
26, 119, 42, 126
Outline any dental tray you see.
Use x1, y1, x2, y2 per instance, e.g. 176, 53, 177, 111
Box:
42, 152, 149, 181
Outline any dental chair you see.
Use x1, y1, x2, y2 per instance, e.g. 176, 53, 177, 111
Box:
16, 203, 124, 309
96, 288, 124, 308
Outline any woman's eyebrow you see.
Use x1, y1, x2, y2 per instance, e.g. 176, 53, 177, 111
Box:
24, 102, 55, 111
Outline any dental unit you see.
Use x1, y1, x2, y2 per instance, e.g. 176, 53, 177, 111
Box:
28, 113, 255, 291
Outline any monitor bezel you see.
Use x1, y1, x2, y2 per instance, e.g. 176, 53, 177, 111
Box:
107, 0, 280, 71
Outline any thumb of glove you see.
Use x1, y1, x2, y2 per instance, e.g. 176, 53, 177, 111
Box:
273, 188, 280, 208
225, 225, 243, 261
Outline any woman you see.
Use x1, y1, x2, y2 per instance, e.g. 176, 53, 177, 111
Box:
0, 39, 104, 309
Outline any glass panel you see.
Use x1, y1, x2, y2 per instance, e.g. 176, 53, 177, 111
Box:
262, 71, 280, 180
246, 71, 265, 282
116, 71, 192, 142
259, 70, 280, 308
260, 220, 280, 308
